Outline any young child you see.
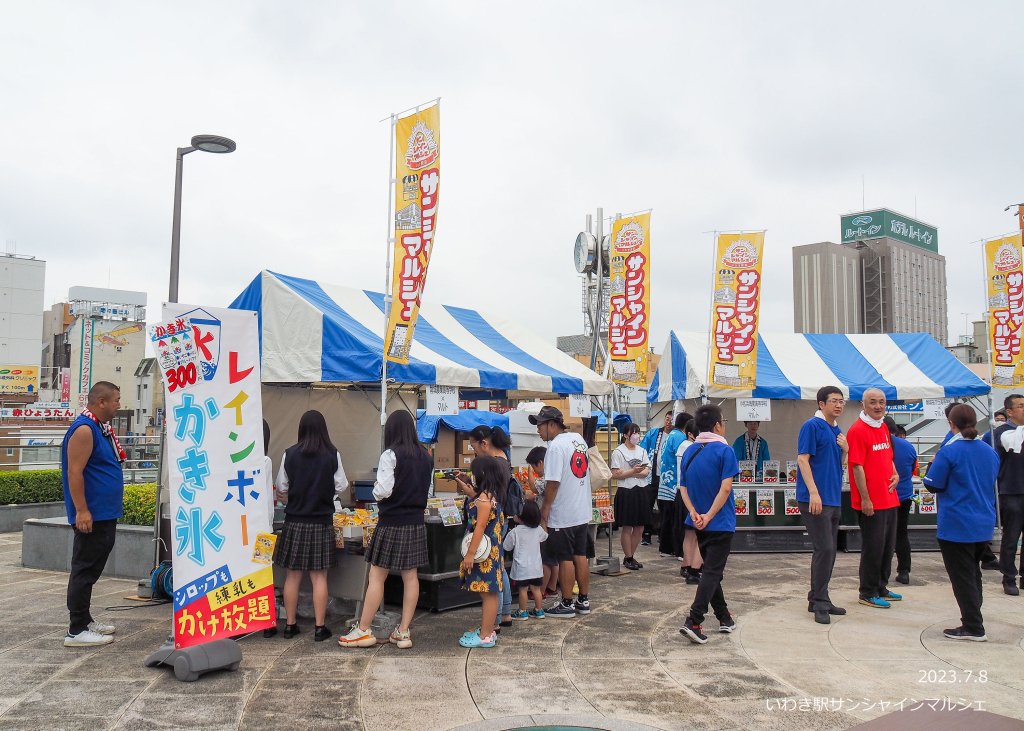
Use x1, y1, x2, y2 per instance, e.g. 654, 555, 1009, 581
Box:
525, 447, 559, 598
503, 501, 548, 619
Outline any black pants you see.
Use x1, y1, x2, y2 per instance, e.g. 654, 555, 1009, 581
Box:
642, 483, 658, 538
688, 530, 732, 625
657, 498, 679, 555
799, 503, 840, 610
858, 507, 897, 600
894, 498, 913, 574
67, 519, 117, 635
999, 494, 1024, 583
938, 539, 987, 635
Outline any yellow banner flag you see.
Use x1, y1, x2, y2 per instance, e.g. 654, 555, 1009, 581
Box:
384, 103, 440, 364
708, 232, 765, 391
985, 232, 1024, 386
607, 213, 651, 385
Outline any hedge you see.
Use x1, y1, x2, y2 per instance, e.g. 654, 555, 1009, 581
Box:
0, 470, 157, 526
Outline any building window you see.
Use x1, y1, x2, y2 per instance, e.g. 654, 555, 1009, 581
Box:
5, 448, 13, 456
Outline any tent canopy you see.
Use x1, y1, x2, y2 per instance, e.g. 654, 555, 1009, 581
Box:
649, 331, 989, 402
230, 271, 612, 396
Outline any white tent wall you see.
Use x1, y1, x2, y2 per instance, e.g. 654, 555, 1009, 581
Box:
261, 385, 417, 483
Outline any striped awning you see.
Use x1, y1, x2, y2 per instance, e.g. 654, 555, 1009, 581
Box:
648, 331, 989, 402
230, 271, 613, 396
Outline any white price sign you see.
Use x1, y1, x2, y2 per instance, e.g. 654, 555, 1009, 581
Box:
569, 394, 588, 418
426, 385, 459, 416
736, 398, 771, 422
922, 398, 953, 419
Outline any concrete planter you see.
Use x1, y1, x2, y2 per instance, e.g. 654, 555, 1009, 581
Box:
0, 501, 67, 533
22, 517, 155, 579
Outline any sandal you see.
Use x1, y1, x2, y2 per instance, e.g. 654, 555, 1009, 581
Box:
458, 629, 497, 648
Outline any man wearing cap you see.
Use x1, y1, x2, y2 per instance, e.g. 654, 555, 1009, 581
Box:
533, 405, 594, 618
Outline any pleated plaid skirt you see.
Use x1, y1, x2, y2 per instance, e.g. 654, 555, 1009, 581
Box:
365, 524, 428, 571
274, 521, 337, 571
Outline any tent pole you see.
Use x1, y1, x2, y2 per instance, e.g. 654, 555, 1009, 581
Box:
381, 112, 396, 444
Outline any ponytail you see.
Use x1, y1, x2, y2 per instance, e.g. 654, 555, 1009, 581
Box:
948, 404, 979, 440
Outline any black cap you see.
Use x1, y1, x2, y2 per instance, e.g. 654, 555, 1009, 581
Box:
529, 405, 564, 426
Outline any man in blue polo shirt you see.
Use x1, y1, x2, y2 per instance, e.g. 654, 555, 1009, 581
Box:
796, 386, 849, 625
678, 404, 738, 644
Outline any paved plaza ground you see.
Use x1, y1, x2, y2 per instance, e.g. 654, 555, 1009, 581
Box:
1, 530, 1023, 730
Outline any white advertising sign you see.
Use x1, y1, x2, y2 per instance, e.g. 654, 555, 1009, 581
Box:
426, 385, 458, 415
736, 398, 772, 422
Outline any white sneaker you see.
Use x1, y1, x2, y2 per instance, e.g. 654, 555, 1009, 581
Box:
338, 625, 377, 648
64, 629, 114, 647
88, 621, 116, 635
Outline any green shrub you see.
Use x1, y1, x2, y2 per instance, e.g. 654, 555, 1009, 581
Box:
120, 483, 157, 526
0, 470, 63, 504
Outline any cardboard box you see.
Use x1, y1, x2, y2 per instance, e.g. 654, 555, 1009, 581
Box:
434, 477, 460, 493
460, 454, 473, 468
433, 427, 457, 469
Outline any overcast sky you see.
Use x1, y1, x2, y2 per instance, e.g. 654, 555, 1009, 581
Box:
2, 1, 1022, 356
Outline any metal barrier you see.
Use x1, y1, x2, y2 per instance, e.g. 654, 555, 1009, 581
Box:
0, 429, 161, 484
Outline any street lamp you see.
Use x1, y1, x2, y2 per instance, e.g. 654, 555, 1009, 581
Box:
168, 134, 236, 303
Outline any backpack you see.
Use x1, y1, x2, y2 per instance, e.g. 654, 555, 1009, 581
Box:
505, 474, 526, 518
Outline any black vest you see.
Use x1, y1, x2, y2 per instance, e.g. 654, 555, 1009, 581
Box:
283, 446, 338, 524
377, 447, 432, 527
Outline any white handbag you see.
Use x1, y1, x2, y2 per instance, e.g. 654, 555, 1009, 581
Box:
461, 533, 493, 563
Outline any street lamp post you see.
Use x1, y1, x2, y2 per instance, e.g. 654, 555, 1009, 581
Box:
168, 134, 236, 303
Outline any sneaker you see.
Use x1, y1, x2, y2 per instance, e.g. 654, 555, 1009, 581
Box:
718, 614, 736, 633
283, 623, 301, 639
623, 557, 641, 571
640, 537, 652, 546
338, 626, 376, 648
313, 625, 332, 642
510, 609, 530, 621
87, 621, 115, 636
1004, 582, 1020, 596
859, 596, 891, 609
542, 589, 559, 599
895, 571, 910, 585
529, 609, 546, 619
547, 602, 577, 619
64, 629, 113, 647
574, 598, 592, 615
679, 619, 708, 644
389, 628, 412, 649
684, 570, 701, 585
880, 590, 902, 602
981, 559, 1001, 571
943, 626, 987, 642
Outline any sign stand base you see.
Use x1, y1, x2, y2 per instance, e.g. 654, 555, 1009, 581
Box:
144, 635, 242, 682
591, 555, 620, 575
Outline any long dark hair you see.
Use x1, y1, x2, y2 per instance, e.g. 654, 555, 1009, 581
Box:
384, 410, 424, 461
297, 410, 336, 456
468, 425, 511, 457
470, 455, 508, 509
620, 423, 641, 444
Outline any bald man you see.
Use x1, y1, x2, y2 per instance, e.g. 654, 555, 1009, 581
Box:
847, 388, 901, 609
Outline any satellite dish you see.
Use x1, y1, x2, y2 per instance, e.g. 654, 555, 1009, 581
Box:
574, 232, 597, 274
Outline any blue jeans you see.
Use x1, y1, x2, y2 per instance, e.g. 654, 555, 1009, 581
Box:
500, 565, 512, 618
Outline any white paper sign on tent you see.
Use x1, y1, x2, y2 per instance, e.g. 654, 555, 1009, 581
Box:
569, 394, 588, 418
737, 398, 771, 422
426, 385, 459, 415
922, 398, 953, 419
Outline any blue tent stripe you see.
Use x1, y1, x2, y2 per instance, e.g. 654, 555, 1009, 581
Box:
669, 332, 688, 401
229, 273, 264, 357
271, 272, 437, 384
362, 291, 516, 391
647, 370, 660, 403
443, 305, 584, 394
888, 333, 989, 397
751, 339, 801, 399
804, 334, 895, 400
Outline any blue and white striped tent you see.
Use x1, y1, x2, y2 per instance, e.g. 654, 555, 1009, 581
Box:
648, 331, 988, 403
230, 271, 613, 396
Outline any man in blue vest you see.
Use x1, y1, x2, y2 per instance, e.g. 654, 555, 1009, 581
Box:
61, 382, 125, 647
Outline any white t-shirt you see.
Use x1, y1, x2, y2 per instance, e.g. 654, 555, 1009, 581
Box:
544, 431, 593, 529
502, 524, 548, 580
611, 444, 649, 490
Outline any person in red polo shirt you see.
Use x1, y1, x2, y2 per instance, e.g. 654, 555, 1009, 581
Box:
848, 388, 901, 608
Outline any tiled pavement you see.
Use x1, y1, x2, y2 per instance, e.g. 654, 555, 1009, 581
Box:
1, 530, 1023, 730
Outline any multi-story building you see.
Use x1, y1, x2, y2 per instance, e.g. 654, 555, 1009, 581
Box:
133, 357, 164, 433
0, 254, 45, 402
793, 209, 948, 343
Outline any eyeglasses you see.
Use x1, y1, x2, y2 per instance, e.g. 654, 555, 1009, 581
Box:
826, 399, 846, 405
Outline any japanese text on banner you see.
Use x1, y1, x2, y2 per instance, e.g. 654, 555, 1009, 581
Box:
984, 233, 1024, 386
708, 232, 765, 392
385, 102, 441, 364
161, 305, 276, 649
607, 212, 651, 386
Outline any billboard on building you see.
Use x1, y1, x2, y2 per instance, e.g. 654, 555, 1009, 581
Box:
0, 366, 39, 394
841, 209, 938, 253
